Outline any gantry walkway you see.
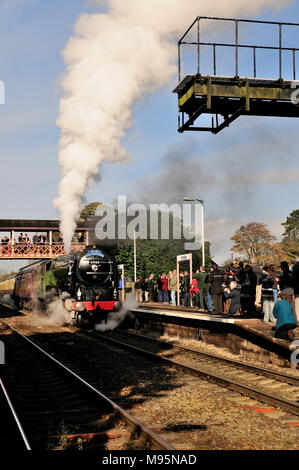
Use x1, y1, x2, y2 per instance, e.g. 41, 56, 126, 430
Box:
174, 17, 299, 133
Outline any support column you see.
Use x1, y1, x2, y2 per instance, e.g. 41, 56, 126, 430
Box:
49, 230, 52, 256
11, 230, 14, 255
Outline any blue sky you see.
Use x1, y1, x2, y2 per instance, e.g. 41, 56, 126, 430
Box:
0, 0, 299, 270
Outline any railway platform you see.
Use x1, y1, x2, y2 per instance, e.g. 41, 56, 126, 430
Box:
130, 303, 299, 369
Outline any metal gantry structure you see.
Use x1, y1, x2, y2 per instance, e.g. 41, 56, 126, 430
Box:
174, 17, 299, 133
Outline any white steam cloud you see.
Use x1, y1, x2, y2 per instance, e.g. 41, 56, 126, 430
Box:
53, 0, 291, 251
1, 294, 17, 310
32, 293, 73, 327
94, 294, 138, 331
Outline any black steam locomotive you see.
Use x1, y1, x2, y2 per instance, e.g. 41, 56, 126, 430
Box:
0, 246, 121, 325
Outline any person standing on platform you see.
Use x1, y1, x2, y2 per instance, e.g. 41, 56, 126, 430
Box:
135, 275, 144, 304
207, 264, 224, 314
147, 273, 155, 303
250, 258, 262, 309
189, 278, 199, 308
161, 273, 169, 303
182, 271, 190, 307
195, 266, 209, 310
157, 274, 163, 303
169, 269, 177, 306
239, 264, 257, 316
279, 261, 294, 291
269, 264, 279, 304
205, 267, 213, 313
259, 266, 275, 323
223, 266, 234, 313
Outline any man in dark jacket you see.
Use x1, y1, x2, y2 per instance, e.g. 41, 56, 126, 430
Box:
207, 265, 224, 314
239, 264, 257, 316
181, 271, 190, 307
223, 281, 242, 315
279, 261, 294, 291
147, 273, 156, 303
194, 266, 208, 310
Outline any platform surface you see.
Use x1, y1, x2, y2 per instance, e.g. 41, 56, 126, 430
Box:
135, 303, 299, 352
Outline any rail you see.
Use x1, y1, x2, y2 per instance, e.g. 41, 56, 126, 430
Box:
89, 329, 299, 417
0, 377, 32, 450
0, 319, 175, 450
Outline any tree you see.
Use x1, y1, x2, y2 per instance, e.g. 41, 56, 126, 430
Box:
115, 239, 211, 281
281, 209, 299, 258
230, 222, 276, 262
78, 202, 103, 221
263, 241, 292, 266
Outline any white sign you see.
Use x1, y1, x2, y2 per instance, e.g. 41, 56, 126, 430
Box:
177, 253, 192, 262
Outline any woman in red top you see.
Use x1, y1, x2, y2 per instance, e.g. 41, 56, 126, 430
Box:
161, 274, 169, 303
190, 279, 200, 308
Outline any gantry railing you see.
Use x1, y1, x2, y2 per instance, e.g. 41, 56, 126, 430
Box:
178, 16, 299, 82
0, 243, 87, 259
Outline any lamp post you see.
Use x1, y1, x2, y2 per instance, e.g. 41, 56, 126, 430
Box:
133, 229, 137, 283
183, 197, 205, 267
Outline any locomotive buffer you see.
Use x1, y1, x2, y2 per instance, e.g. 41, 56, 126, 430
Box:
174, 17, 299, 134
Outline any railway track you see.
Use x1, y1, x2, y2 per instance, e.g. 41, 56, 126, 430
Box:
81, 328, 299, 418
1, 304, 299, 449
0, 319, 175, 451
0, 377, 31, 450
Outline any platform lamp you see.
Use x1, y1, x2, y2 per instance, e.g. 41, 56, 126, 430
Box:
182, 197, 205, 267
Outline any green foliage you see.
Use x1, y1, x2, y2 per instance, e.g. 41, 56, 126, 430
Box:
115, 239, 211, 280
281, 209, 299, 258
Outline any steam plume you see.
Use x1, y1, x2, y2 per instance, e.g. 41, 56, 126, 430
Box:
94, 294, 138, 331
54, 0, 290, 251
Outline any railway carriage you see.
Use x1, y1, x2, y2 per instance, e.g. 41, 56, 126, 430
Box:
0, 246, 121, 325
0, 276, 15, 297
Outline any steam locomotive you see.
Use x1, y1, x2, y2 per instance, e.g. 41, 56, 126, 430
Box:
0, 246, 121, 325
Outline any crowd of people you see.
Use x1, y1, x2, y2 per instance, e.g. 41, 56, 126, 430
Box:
134, 258, 299, 341
0, 231, 85, 251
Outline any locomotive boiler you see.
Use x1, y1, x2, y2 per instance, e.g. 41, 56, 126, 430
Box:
0, 246, 121, 325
